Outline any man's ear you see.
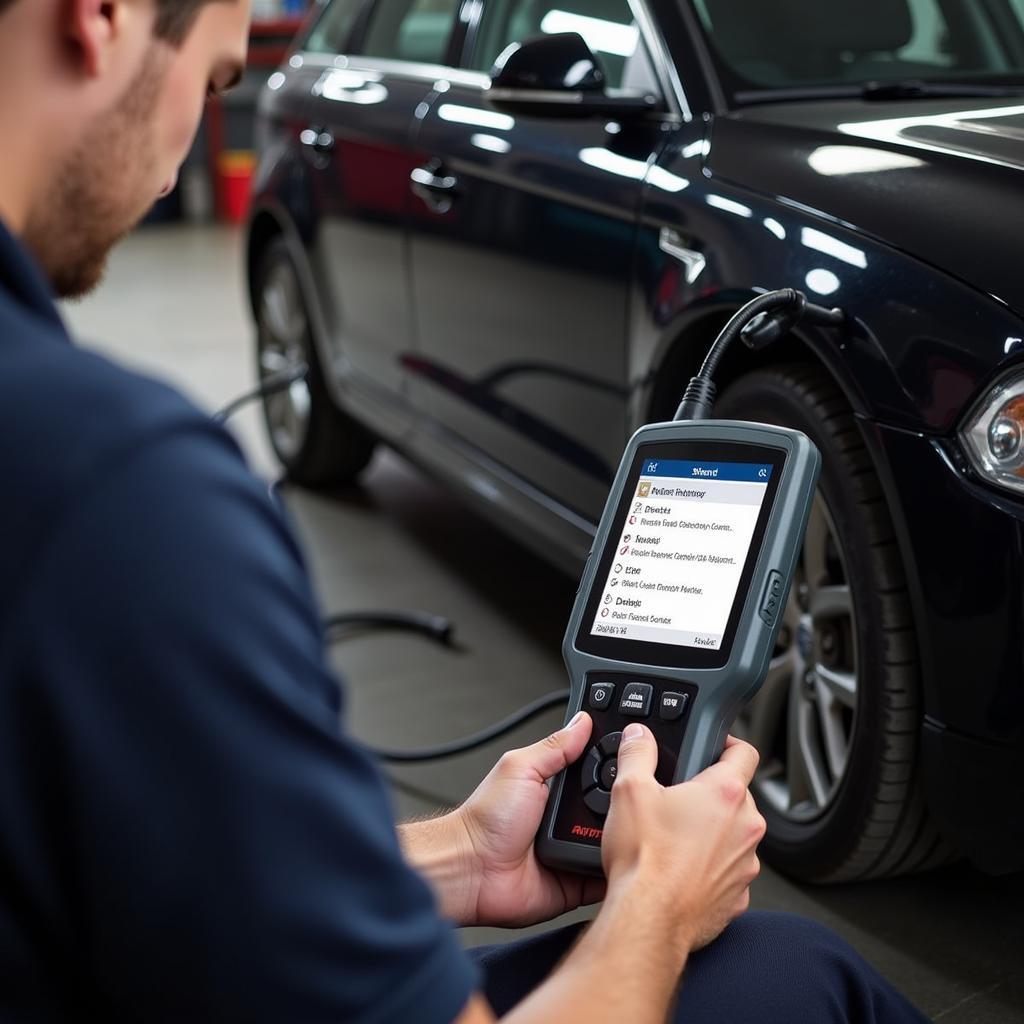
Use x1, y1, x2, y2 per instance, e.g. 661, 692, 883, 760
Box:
65, 0, 121, 78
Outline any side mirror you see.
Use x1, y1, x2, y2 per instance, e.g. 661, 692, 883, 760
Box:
487, 32, 659, 117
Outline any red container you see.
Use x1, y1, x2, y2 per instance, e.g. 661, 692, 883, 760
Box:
218, 151, 256, 224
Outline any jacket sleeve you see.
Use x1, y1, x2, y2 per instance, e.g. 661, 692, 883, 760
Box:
11, 417, 478, 1023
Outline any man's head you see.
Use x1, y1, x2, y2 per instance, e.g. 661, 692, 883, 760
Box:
0, 0, 251, 298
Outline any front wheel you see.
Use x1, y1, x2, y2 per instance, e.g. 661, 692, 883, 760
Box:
716, 364, 954, 882
254, 238, 376, 487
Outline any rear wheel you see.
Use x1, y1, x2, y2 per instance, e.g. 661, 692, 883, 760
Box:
716, 364, 954, 882
255, 238, 376, 486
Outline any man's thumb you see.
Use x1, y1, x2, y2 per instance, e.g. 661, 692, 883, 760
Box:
615, 722, 657, 782
514, 711, 593, 781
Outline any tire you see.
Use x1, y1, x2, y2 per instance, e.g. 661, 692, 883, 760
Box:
254, 238, 376, 486
715, 364, 955, 882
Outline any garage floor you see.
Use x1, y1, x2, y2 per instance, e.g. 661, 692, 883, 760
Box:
65, 224, 1024, 1023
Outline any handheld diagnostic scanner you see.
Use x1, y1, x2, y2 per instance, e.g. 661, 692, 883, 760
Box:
535, 288, 841, 876
535, 418, 821, 875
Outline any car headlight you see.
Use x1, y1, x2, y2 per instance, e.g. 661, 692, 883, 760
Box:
961, 372, 1024, 494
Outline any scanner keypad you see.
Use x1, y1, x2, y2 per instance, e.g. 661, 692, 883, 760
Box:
555, 672, 699, 846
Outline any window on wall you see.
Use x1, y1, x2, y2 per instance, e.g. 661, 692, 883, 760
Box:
471, 0, 659, 92
360, 0, 463, 64
305, 0, 367, 53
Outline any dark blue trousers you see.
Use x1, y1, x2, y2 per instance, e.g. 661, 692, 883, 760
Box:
469, 911, 930, 1022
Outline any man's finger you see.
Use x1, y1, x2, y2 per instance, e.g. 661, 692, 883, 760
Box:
615, 723, 658, 783
716, 736, 760, 785
509, 711, 594, 782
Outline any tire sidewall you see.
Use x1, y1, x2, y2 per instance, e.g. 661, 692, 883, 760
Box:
716, 369, 909, 880
254, 238, 375, 486
255, 239, 317, 473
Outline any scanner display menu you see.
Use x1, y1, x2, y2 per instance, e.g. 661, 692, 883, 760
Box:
591, 459, 773, 650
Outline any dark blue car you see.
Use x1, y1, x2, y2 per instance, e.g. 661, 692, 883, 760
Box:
246, 0, 1024, 882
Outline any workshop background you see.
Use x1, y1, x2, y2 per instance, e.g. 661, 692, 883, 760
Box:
63, 0, 1024, 1020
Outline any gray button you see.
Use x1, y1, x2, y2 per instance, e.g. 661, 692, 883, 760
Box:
759, 570, 784, 625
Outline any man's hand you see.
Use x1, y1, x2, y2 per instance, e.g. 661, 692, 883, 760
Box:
601, 726, 766, 954
452, 711, 606, 928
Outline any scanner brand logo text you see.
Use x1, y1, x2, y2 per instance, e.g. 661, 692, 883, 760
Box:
570, 824, 603, 839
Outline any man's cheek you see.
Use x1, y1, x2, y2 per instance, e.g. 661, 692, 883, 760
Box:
160, 71, 208, 175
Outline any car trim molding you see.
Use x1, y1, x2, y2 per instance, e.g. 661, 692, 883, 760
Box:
627, 0, 690, 120
291, 51, 491, 89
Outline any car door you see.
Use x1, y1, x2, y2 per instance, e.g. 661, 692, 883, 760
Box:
299, 0, 463, 434
406, 0, 681, 522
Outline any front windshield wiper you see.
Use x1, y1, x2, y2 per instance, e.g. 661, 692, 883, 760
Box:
733, 80, 1024, 107
862, 79, 1024, 100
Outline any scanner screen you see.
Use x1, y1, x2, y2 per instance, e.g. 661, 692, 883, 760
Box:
589, 459, 773, 651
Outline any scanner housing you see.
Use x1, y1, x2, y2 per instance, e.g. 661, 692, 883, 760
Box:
536, 419, 820, 875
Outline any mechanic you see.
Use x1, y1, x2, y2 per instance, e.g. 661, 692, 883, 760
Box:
0, 1, 931, 1021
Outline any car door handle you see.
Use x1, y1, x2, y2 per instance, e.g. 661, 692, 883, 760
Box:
659, 227, 706, 284
410, 161, 459, 213
300, 127, 335, 155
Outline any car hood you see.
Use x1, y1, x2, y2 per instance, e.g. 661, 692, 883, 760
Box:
707, 96, 1024, 316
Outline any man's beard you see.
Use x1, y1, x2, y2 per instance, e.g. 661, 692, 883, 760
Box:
24, 52, 167, 300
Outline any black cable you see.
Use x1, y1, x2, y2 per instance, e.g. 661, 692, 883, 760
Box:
675, 290, 799, 421
674, 289, 844, 421
213, 361, 309, 424
698, 289, 800, 383
214, 368, 569, 763
365, 688, 571, 763
324, 610, 455, 648
325, 614, 570, 761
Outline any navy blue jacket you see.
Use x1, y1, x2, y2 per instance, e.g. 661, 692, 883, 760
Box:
0, 220, 476, 1021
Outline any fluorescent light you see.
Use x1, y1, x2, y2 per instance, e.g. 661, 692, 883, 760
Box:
438, 103, 514, 131
471, 133, 511, 154
579, 147, 647, 180
801, 227, 867, 269
648, 166, 689, 192
578, 148, 688, 191
806, 268, 841, 295
808, 145, 923, 176
763, 217, 786, 239
706, 194, 752, 218
838, 104, 1024, 169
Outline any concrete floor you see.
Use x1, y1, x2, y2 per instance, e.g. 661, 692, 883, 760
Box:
64, 224, 1024, 1022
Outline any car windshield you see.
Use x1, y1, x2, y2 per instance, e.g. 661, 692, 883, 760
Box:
689, 0, 1024, 104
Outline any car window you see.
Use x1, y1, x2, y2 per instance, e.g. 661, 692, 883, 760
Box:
360, 0, 462, 64
690, 0, 1024, 91
470, 0, 658, 92
305, 0, 367, 54
896, 0, 956, 68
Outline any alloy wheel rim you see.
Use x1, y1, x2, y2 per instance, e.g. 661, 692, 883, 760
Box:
738, 493, 859, 823
258, 260, 312, 461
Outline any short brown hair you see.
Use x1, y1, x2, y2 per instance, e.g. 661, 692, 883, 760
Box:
0, 0, 222, 44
